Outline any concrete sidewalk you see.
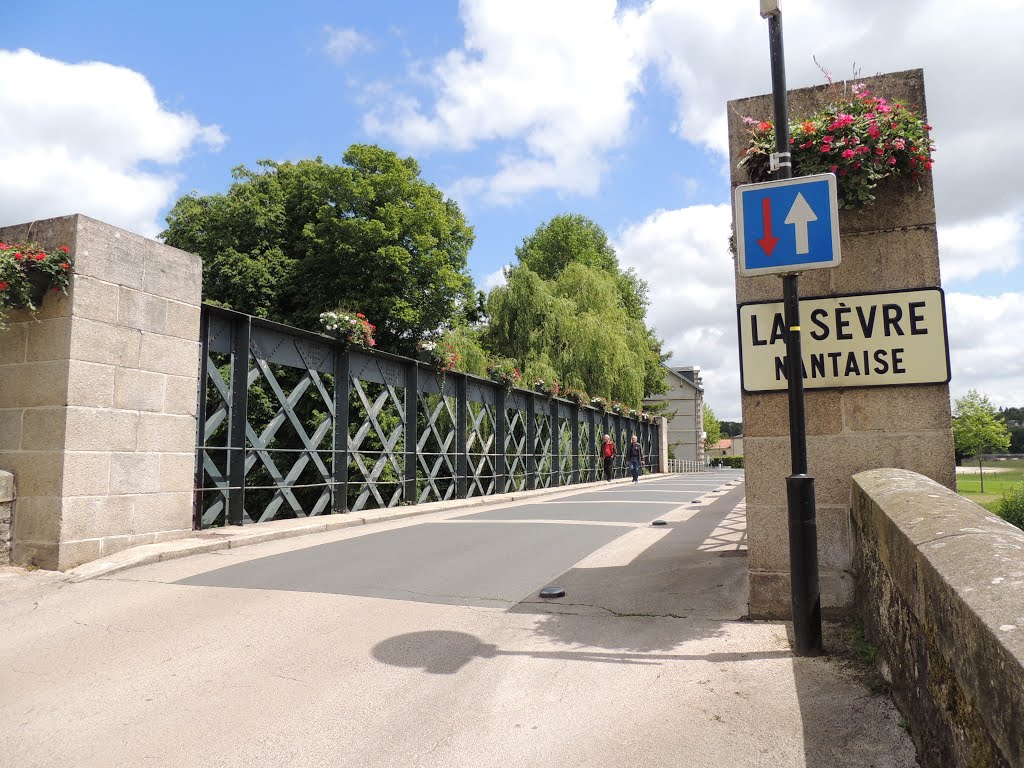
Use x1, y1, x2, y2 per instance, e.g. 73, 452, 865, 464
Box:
0, 472, 917, 767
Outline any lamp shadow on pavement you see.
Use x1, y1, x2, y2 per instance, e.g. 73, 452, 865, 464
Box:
371, 629, 793, 676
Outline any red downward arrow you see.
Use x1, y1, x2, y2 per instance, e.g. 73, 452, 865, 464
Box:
757, 197, 779, 256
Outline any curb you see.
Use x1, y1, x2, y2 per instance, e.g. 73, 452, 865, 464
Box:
65, 472, 709, 583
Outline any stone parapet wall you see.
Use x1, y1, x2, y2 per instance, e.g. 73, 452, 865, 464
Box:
0, 471, 12, 562
852, 468, 1024, 768
0, 215, 202, 569
728, 68, 955, 618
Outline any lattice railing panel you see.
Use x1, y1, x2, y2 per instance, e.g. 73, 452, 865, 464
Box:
417, 391, 457, 503
533, 412, 552, 489
578, 420, 594, 483
505, 408, 528, 493
558, 416, 573, 484
466, 401, 495, 497
347, 377, 406, 512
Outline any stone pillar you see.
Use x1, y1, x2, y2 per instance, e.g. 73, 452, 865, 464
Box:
0, 215, 202, 570
727, 69, 955, 618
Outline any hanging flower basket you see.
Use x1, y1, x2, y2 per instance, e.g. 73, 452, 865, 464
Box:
563, 388, 588, 407
319, 309, 376, 347
0, 241, 74, 328
738, 83, 935, 208
487, 360, 521, 390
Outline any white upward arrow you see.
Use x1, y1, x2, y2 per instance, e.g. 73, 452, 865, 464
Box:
784, 193, 817, 255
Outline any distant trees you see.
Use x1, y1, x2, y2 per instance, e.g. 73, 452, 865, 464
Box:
702, 404, 722, 451
953, 390, 1012, 492
720, 421, 743, 438
161, 145, 476, 356
998, 407, 1024, 453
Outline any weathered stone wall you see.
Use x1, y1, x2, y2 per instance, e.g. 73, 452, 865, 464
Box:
0, 215, 202, 569
852, 469, 1024, 767
727, 69, 956, 617
0, 470, 12, 562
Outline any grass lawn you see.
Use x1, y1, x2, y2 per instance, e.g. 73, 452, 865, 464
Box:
957, 459, 1024, 513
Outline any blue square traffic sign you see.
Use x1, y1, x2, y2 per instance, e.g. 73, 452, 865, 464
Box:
734, 173, 841, 276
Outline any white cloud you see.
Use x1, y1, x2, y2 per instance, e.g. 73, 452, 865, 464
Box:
0, 49, 225, 238
946, 292, 1024, 410
324, 26, 373, 63
615, 204, 743, 419
364, 0, 646, 201
484, 266, 509, 290
938, 213, 1022, 283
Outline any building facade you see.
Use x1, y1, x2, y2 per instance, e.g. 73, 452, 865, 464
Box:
643, 365, 704, 462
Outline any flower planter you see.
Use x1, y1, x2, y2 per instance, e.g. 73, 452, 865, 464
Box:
27, 270, 50, 306
6, 269, 51, 309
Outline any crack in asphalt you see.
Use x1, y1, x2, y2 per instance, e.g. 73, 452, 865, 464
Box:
517, 599, 689, 620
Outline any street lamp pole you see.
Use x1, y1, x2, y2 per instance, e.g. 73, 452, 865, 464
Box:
760, 0, 823, 656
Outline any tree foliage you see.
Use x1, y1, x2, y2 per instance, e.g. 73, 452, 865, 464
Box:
720, 420, 743, 438
161, 145, 476, 355
703, 404, 722, 451
484, 214, 668, 406
953, 390, 1011, 459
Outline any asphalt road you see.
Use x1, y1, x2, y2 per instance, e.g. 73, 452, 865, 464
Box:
0, 470, 917, 768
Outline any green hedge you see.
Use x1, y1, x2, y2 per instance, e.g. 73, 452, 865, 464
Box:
716, 456, 744, 469
997, 480, 1024, 530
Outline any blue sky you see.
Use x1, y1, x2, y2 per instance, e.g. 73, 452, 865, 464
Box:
3, 0, 1022, 421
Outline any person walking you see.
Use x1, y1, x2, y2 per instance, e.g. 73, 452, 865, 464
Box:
626, 434, 643, 483
601, 434, 617, 482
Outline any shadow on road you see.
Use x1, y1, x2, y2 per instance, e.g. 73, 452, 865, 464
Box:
371, 629, 793, 675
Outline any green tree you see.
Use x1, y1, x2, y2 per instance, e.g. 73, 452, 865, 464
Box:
703, 404, 722, 451
484, 263, 657, 407
485, 214, 668, 403
953, 390, 1012, 493
161, 145, 476, 355
720, 420, 743, 438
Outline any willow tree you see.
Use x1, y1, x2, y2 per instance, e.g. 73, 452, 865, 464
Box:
484, 214, 667, 404
485, 263, 653, 407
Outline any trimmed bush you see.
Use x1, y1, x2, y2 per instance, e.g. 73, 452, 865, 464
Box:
719, 456, 744, 469
997, 480, 1024, 530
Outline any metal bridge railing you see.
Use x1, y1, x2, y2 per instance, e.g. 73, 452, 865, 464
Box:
666, 458, 709, 474
194, 305, 662, 528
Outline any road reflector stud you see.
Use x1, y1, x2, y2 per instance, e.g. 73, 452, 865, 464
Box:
539, 587, 566, 599
652, 519, 668, 526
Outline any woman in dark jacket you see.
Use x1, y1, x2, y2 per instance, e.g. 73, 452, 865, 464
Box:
626, 435, 643, 483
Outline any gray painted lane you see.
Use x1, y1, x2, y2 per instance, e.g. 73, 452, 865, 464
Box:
175, 471, 743, 607
175, 521, 627, 607
455, 500, 681, 523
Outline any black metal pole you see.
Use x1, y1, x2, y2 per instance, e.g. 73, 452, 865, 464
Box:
766, 7, 822, 655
